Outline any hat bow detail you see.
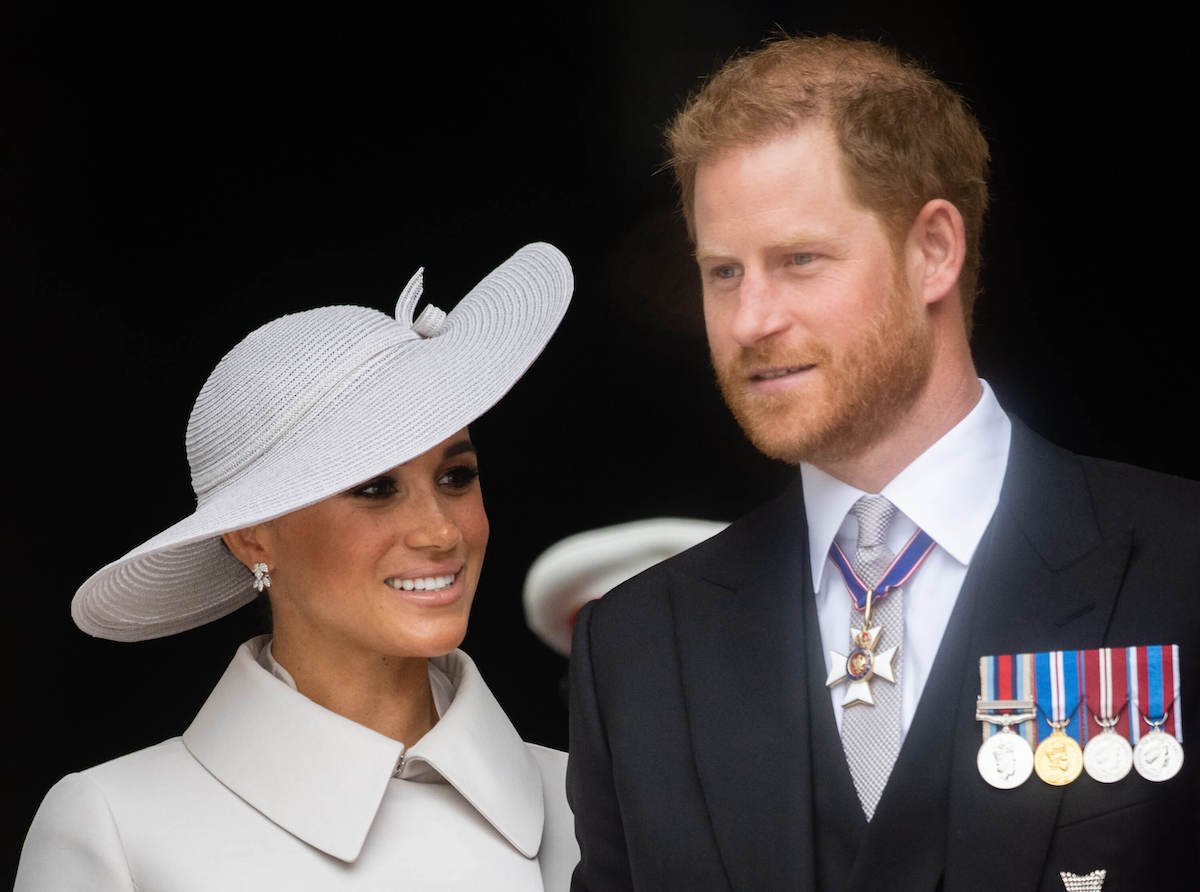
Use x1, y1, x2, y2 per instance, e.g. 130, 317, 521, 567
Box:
395, 267, 448, 338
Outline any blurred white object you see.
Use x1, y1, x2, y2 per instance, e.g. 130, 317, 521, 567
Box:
523, 517, 728, 656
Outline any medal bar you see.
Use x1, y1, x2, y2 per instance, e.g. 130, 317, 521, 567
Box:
976, 644, 1183, 790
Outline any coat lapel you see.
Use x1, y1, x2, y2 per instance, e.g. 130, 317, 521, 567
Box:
670, 482, 818, 891
845, 421, 1132, 891
943, 421, 1134, 890
664, 422, 1134, 890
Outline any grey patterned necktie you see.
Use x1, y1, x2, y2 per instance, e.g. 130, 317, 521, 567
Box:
840, 494, 902, 820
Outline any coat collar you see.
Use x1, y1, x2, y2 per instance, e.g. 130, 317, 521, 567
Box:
182, 637, 544, 863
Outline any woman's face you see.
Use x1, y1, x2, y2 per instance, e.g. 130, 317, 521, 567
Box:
254, 429, 488, 665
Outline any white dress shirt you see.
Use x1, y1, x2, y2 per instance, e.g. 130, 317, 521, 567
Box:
802, 380, 1011, 736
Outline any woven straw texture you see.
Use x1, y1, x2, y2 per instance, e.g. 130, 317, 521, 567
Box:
73, 242, 573, 641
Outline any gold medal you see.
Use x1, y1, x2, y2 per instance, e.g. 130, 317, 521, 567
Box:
1034, 724, 1084, 785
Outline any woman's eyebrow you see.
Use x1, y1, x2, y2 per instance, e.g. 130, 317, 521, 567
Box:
443, 441, 477, 459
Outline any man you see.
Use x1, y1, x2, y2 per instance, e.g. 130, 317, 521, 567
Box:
567, 35, 1198, 891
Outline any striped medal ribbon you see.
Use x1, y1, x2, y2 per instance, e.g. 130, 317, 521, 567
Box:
1130, 644, 1184, 782
976, 653, 1037, 788
978, 644, 1183, 789
1082, 648, 1133, 782
1033, 650, 1084, 785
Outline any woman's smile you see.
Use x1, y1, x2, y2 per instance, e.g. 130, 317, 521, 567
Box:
235, 429, 490, 670
385, 569, 466, 606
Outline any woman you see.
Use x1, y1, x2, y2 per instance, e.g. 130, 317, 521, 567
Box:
16, 243, 578, 890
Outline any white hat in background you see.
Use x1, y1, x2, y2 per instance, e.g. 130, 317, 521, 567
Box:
522, 517, 728, 656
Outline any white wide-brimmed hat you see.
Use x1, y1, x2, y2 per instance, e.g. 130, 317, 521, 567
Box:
522, 517, 728, 656
74, 242, 573, 641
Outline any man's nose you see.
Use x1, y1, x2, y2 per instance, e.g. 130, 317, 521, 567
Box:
729, 272, 790, 347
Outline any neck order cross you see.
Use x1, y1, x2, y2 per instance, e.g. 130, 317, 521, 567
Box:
825, 495, 935, 820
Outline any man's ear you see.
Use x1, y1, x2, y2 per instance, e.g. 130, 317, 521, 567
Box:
907, 198, 966, 306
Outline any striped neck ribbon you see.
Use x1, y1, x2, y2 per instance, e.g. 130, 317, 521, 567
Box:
829, 528, 936, 611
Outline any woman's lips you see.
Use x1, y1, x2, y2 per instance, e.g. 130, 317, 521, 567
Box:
384, 570, 464, 605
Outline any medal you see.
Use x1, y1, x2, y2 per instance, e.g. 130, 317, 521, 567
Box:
1032, 650, 1084, 786
975, 699, 1036, 788
1082, 648, 1132, 783
826, 529, 934, 708
1133, 715, 1184, 782
1129, 643, 1184, 782
1034, 723, 1084, 785
980, 643, 1184, 791
977, 653, 1038, 788
1083, 718, 1133, 783
826, 623, 896, 707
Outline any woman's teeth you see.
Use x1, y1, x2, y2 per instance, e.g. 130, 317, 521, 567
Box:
387, 574, 456, 592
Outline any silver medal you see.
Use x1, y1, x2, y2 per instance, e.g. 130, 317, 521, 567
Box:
975, 699, 1037, 790
977, 728, 1035, 789
1132, 727, 1184, 782
1082, 730, 1133, 783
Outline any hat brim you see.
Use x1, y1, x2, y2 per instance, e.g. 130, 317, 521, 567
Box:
73, 242, 573, 641
522, 517, 728, 656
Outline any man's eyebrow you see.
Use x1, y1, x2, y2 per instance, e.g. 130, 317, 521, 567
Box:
695, 234, 834, 263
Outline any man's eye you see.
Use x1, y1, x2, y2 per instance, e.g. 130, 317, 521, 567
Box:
790, 253, 817, 266
439, 465, 480, 491
350, 477, 396, 499
704, 263, 743, 283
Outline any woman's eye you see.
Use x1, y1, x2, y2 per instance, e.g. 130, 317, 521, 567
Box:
439, 465, 480, 491
712, 264, 740, 280
350, 476, 397, 499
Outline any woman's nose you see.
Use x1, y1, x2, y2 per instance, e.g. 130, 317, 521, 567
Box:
404, 497, 462, 551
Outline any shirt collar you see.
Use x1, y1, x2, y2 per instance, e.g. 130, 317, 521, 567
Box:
182, 636, 544, 863
801, 380, 1011, 591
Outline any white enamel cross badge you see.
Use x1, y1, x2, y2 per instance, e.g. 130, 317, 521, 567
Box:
826, 624, 898, 707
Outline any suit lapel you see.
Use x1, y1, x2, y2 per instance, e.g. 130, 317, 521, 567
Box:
845, 421, 1132, 891
664, 422, 1133, 890
670, 482, 818, 891
943, 421, 1134, 889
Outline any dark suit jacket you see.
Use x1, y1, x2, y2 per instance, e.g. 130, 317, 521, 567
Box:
567, 422, 1199, 891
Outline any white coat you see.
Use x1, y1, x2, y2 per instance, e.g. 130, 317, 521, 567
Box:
16, 637, 578, 890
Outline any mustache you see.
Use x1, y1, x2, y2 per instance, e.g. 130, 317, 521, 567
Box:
717, 343, 832, 375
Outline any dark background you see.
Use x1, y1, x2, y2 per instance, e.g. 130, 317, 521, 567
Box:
5, 2, 1196, 881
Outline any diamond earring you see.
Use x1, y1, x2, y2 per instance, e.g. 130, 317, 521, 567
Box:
252, 562, 272, 593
